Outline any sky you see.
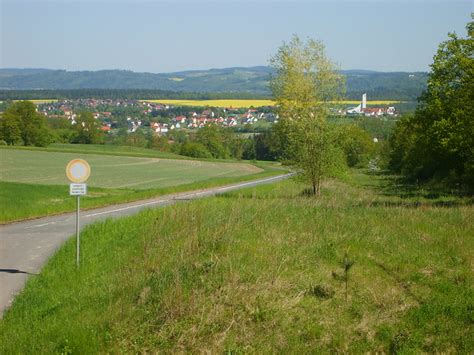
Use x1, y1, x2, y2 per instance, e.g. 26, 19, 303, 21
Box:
1, 0, 472, 73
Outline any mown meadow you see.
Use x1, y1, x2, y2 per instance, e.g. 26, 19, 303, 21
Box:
0, 149, 262, 188
0, 170, 472, 352
0, 147, 283, 223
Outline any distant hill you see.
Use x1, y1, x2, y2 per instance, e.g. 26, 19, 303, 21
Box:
0, 67, 428, 100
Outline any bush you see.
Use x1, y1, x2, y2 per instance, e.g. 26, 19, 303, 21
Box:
180, 142, 212, 159
336, 124, 375, 168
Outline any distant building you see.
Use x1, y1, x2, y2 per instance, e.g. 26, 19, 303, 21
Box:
346, 94, 397, 117
347, 93, 367, 114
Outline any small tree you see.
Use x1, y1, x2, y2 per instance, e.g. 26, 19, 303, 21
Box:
270, 35, 345, 195
295, 119, 346, 195
342, 251, 355, 302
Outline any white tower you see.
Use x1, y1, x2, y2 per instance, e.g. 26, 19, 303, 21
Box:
362, 93, 367, 109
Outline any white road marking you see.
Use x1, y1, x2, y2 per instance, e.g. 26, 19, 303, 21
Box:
83, 199, 171, 218
24, 222, 57, 229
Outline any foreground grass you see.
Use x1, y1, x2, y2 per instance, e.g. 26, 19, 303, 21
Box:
0, 171, 472, 352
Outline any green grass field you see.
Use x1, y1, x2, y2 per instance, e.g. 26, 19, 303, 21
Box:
0, 148, 283, 223
0, 149, 262, 189
23, 143, 186, 160
1, 170, 472, 352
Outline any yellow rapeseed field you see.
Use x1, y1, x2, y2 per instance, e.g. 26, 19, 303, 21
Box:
330, 100, 400, 105
12, 99, 59, 104
142, 99, 275, 108
141, 99, 400, 108
32, 99, 58, 104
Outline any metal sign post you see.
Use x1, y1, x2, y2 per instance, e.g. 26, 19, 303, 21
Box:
66, 160, 91, 268
76, 195, 80, 267
70, 184, 86, 266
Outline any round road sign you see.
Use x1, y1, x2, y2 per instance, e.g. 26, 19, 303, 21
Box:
66, 159, 91, 183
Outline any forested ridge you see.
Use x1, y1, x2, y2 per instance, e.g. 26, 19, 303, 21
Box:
0, 67, 427, 100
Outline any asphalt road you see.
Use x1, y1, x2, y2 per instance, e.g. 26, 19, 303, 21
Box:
0, 173, 291, 317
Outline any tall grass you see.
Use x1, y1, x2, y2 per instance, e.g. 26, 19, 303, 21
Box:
0, 171, 472, 352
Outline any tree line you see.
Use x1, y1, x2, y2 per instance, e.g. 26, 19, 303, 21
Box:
0, 67, 428, 101
0, 103, 107, 147
386, 19, 473, 190
0, 89, 270, 101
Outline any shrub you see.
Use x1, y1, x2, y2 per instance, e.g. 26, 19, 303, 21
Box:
180, 142, 212, 159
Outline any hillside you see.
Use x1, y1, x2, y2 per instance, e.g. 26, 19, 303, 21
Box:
0, 67, 428, 100
1, 171, 472, 352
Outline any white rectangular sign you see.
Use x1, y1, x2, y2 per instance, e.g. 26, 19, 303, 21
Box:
70, 183, 87, 196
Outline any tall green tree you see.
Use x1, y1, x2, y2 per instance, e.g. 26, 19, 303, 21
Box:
389, 18, 473, 187
0, 101, 50, 146
270, 35, 345, 195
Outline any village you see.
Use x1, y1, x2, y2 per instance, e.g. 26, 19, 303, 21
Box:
36, 94, 398, 136
37, 99, 277, 134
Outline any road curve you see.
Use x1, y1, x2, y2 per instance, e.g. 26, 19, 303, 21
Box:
0, 173, 291, 317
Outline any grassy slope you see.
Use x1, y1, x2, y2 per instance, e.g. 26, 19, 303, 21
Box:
1, 171, 472, 352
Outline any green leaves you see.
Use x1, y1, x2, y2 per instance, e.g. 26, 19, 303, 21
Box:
270, 35, 346, 195
0, 100, 51, 147
270, 35, 345, 121
388, 18, 474, 189
73, 111, 104, 144
342, 251, 355, 275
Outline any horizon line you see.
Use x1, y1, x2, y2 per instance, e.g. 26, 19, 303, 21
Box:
0, 66, 429, 74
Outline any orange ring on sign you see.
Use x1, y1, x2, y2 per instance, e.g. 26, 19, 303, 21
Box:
66, 159, 91, 183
